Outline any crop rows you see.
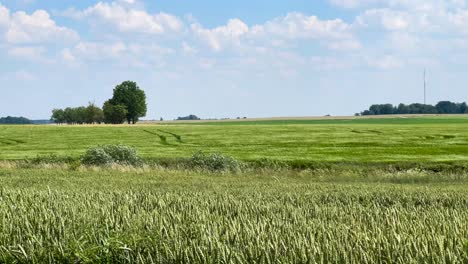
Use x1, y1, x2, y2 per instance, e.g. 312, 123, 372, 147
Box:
0, 169, 467, 263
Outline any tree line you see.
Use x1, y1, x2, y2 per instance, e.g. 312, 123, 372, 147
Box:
359, 101, 468, 116
52, 81, 147, 124
0, 116, 32, 124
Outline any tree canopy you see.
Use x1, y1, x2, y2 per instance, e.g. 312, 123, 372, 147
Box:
110, 81, 147, 124
177, 115, 201, 121
51, 103, 104, 124
103, 100, 128, 124
51, 80, 147, 125
0, 116, 32, 124
360, 101, 468, 116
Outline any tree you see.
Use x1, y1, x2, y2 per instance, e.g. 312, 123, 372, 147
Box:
110, 81, 147, 124
460, 103, 468, 113
0, 116, 32, 124
63, 107, 75, 124
436, 101, 458, 114
51, 109, 66, 124
396, 103, 410, 114
85, 103, 104, 124
75, 106, 87, 124
177, 115, 201, 120
103, 100, 128, 124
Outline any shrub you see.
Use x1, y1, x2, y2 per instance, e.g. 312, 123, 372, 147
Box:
81, 144, 141, 166
189, 151, 241, 172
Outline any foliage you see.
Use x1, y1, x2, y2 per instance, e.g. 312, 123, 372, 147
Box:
110, 81, 147, 124
85, 103, 104, 124
80, 144, 141, 166
51, 109, 65, 124
360, 101, 468, 115
0, 116, 32, 124
52, 103, 104, 124
50, 80, 146, 125
177, 114, 201, 120
103, 100, 128, 124
190, 151, 242, 172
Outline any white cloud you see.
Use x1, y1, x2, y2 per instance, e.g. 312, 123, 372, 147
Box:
61, 48, 76, 63
117, 0, 137, 4
253, 13, 352, 40
329, 0, 381, 8
366, 54, 403, 69
355, 9, 414, 31
0, 4, 10, 28
330, 0, 466, 10
8, 46, 45, 60
449, 9, 468, 34
72, 41, 128, 60
0, 4, 78, 44
191, 19, 249, 51
192, 13, 358, 51
64, 41, 174, 65
182, 42, 197, 55
327, 39, 362, 50
71, 1, 183, 34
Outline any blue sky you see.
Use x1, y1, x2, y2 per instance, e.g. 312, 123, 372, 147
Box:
1, 0, 468, 119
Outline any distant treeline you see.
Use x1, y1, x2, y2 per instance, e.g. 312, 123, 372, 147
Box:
52, 103, 104, 124
0, 116, 32, 124
359, 101, 468, 116
177, 115, 201, 121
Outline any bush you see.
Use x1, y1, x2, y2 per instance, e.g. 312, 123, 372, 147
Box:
189, 151, 241, 172
81, 144, 141, 166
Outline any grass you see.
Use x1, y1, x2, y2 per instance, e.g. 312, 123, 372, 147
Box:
0, 166, 467, 263
0, 116, 468, 163
1, 116, 468, 262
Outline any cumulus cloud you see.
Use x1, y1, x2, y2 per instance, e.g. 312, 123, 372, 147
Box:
192, 13, 359, 52
0, 4, 78, 44
68, 1, 183, 34
62, 41, 174, 66
191, 19, 249, 51
330, 0, 466, 10
355, 9, 413, 31
0, 4, 10, 28
253, 13, 352, 39
8, 46, 46, 60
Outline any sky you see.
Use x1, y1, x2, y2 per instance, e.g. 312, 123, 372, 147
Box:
1, 0, 468, 119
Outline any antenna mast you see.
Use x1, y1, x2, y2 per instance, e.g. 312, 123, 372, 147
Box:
424, 69, 426, 105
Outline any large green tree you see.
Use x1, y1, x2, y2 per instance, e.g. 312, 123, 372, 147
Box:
110, 81, 147, 124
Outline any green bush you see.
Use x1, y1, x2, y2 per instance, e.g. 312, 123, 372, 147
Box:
189, 151, 241, 172
81, 144, 141, 166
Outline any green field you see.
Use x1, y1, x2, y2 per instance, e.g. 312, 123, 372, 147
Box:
1, 116, 468, 163
0, 167, 467, 263
1, 116, 468, 263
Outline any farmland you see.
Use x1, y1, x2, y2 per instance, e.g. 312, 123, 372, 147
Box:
0, 116, 468, 163
0, 116, 468, 263
0, 167, 467, 263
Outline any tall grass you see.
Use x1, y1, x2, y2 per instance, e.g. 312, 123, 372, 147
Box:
0, 168, 467, 263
